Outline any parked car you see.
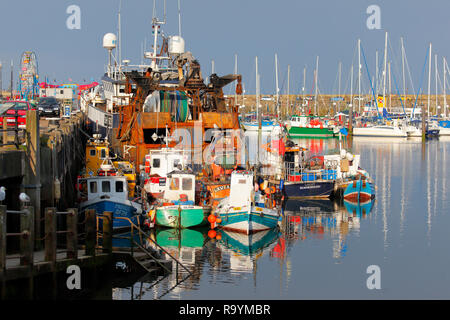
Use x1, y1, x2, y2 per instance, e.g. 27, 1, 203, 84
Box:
0, 100, 36, 129
37, 97, 61, 117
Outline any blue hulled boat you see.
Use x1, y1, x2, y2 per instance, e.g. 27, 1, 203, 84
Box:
78, 176, 145, 230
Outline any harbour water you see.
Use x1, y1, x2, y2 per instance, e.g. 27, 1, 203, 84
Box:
111, 136, 450, 300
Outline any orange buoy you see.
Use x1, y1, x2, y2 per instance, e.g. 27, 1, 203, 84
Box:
208, 230, 217, 238
215, 233, 222, 240
216, 217, 222, 223
207, 214, 216, 224
264, 187, 270, 194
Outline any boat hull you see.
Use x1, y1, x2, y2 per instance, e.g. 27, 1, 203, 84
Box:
217, 206, 280, 235
343, 180, 375, 202
284, 181, 335, 199
155, 205, 211, 228
80, 199, 143, 230
288, 126, 335, 138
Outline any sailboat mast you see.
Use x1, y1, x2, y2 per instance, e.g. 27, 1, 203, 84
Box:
235, 54, 238, 107
388, 61, 392, 110
382, 32, 388, 113
287, 65, 290, 118
375, 50, 379, 97
302, 66, 306, 112
435, 54, 438, 111
314, 55, 319, 115
428, 43, 432, 117
401, 37, 406, 98
338, 61, 342, 113
275, 53, 279, 118
444, 57, 447, 118
256, 56, 261, 165
358, 39, 361, 113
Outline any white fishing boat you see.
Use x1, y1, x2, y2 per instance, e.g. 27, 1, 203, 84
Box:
215, 171, 281, 234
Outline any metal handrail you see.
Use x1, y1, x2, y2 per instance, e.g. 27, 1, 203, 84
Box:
113, 216, 191, 275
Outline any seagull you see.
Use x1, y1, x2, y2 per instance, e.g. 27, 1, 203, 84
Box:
0, 187, 5, 203
19, 192, 31, 206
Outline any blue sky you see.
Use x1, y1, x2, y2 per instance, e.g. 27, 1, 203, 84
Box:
1, 0, 449, 95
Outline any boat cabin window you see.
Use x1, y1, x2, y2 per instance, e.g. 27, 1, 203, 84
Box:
153, 158, 160, 168
182, 178, 192, 191
89, 149, 96, 156
173, 159, 180, 168
238, 179, 247, 184
102, 181, 111, 193
169, 177, 179, 190
115, 181, 124, 193
100, 149, 107, 159
89, 181, 97, 193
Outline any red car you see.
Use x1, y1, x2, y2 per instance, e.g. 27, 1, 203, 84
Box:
0, 101, 37, 129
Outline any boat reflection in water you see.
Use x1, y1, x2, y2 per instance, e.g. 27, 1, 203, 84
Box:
280, 198, 375, 259
218, 228, 281, 273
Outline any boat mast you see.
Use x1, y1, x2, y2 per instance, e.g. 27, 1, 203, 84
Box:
234, 54, 238, 107
388, 61, 392, 110
287, 64, 290, 118
314, 55, 319, 115
382, 32, 388, 116
118, 0, 122, 75
435, 54, 438, 112
358, 39, 361, 113
302, 66, 306, 112
444, 57, 447, 118
375, 50, 379, 97
428, 43, 432, 117
275, 53, 279, 119
401, 37, 406, 99
256, 56, 261, 165
178, 0, 182, 37
338, 61, 342, 113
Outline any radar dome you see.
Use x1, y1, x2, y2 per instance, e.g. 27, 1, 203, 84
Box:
168, 36, 185, 55
103, 33, 117, 50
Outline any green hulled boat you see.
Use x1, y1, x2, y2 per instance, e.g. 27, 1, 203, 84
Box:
286, 115, 336, 138
155, 171, 211, 228
156, 205, 211, 228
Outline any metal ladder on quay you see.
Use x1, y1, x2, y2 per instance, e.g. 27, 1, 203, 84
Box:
109, 217, 192, 299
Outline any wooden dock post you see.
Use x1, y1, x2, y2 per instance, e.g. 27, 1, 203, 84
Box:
44, 207, 57, 263
20, 207, 34, 267
21, 207, 34, 299
85, 209, 96, 257
66, 208, 78, 260
102, 211, 113, 254
0, 205, 5, 300
24, 110, 41, 250
0, 205, 6, 272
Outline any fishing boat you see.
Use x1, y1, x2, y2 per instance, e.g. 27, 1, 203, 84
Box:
77, 175, 145, 230
155, 171, 211, 228
241, 114, 276, 132
143, 147, 190, 199
214, 170, 281, 234
285, 115, 336, 138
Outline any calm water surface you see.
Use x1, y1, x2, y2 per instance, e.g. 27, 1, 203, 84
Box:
112, 136, 450, 300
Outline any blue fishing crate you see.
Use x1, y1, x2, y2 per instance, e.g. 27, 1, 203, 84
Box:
302, 173, 317, 181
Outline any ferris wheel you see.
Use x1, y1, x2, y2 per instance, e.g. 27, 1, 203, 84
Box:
19, 51, 39, 101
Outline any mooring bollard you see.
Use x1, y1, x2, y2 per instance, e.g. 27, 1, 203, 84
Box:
44, 207, 57, 263
66, 208, 78, 259
85, 209, 96, 257
102, 211, 113, 254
